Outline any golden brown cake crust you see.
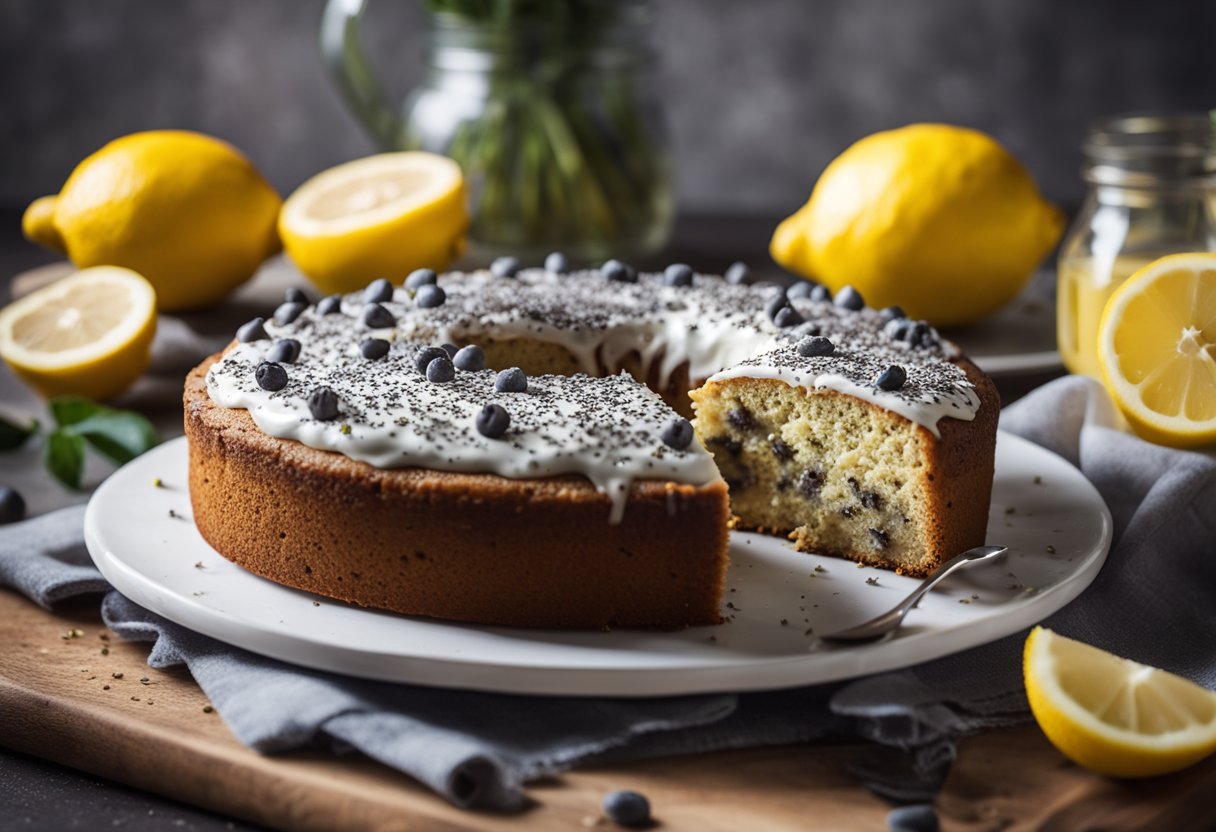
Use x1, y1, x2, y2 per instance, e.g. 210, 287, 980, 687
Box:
185, 354, 730, 630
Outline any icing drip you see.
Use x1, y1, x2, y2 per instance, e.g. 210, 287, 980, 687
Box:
207, 338, 721, 524
205, 268, 983, 522
709, 305, 981, 439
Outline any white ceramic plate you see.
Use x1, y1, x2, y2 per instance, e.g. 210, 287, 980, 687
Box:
85, 433, 1111, 697
949, 270, 1062, 377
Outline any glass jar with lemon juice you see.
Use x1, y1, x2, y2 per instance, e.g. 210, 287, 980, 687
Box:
1057, 114, 1216, 378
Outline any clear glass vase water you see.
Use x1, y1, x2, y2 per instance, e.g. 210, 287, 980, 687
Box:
322, 0, 674, 264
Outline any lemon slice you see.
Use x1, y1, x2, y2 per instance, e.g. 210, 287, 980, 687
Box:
279, 152, 467, 295
0, 266, 157, 401
1097, 252, 1216, 447
1024, 627, 1216, 778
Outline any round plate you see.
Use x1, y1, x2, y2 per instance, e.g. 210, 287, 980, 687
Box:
85, 433, 1111, 697
949, 270, 1062, 377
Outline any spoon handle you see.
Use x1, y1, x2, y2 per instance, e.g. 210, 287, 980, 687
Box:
894, 545, 1007, 618
818, 545, 1008, 643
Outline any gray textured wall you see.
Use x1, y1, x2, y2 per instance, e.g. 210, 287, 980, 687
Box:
3, 0, 1214, 215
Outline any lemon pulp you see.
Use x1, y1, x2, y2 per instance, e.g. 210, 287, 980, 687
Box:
1024, 627, 1216, 778
0, 266, 157, 400
279, 152, 467, 295
1097, 253, 1216, 447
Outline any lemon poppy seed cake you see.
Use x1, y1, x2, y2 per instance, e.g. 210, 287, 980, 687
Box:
185, 261, 998, 629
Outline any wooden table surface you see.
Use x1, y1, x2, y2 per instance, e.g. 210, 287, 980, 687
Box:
4, 582, 1215, 831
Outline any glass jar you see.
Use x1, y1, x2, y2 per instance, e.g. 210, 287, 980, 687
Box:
322, 0, 674, 264
1057, 114, 1216, 378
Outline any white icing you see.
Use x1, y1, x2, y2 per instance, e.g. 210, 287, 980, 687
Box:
207, 340, 722, 524
705, 366, 980, 439
205, 268, 983, 522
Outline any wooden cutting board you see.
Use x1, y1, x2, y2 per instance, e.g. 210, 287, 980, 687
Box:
1, 591, 1212, 831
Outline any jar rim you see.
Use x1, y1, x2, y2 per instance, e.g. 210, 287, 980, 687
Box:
1082, 112, 1216, 187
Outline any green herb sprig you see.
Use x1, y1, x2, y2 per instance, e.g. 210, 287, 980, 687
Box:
0, 397, 159, 489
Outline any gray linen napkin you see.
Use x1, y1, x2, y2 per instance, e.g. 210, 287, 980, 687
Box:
3, 375, 1214, 810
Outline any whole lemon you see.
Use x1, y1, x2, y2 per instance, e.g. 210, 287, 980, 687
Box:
771, 124, 1064, 327
22, 131, 282, 312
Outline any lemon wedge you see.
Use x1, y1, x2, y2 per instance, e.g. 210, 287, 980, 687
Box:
0, 266, 157, 401
1097, 252, 1216, 448
1024, 626, 1216, 778
279, 152, 467, 295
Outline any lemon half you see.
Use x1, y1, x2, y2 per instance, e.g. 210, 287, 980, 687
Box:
1097, 252, 1216, 448
0, 266, 157, 401
1024, 626, 1216, 778
279, 152, 467, 295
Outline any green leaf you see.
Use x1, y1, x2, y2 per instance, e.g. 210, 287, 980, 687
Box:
70, 411, 159, 465
49, 395, 106, 428
46, 428, 85, 490
0, 414, 39, 451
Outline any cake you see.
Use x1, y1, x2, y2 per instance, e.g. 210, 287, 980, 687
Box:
186, 261, 998, 629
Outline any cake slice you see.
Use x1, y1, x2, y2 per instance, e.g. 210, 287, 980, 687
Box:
691, 314, 999, 577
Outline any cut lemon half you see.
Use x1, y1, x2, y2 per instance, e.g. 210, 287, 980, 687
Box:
0, 266, 157, 401
1024, 626, 1216, 778
279, 152, 467, 295
1097, 252, 1216, 448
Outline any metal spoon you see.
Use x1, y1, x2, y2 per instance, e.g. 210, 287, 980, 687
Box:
818, 545, 1008, 644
